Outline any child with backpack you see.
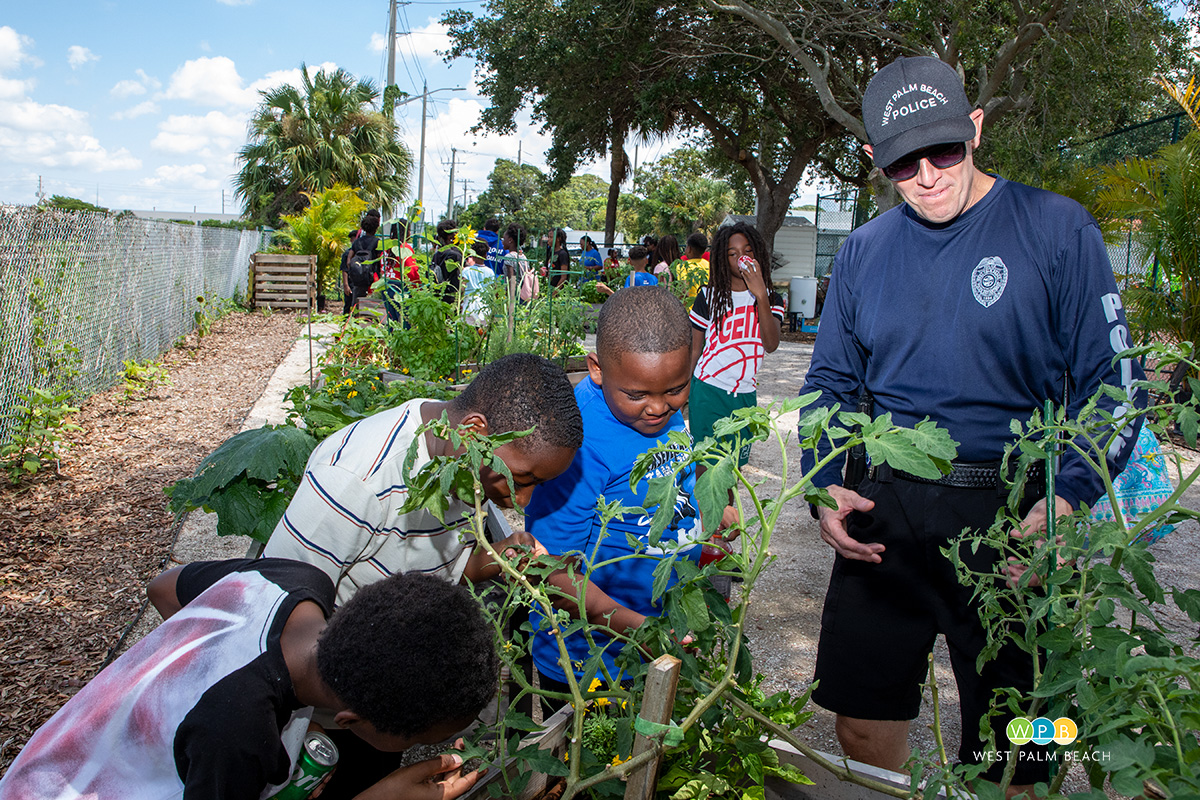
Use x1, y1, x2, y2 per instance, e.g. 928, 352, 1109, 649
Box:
341, 210, 382, 314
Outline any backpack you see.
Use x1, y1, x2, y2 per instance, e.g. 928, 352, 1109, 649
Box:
345, 236, 377, 293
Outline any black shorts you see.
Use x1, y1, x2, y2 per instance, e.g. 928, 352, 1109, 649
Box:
811, 473, 1051, 784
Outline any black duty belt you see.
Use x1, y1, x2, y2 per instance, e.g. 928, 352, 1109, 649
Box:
870, 460, 1045, 490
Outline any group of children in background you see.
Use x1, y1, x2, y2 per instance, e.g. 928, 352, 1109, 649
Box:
0, 221, 784, 800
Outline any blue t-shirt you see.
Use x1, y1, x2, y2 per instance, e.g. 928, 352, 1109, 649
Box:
624, 271, 658, 288
525, 377, 701, 683
477, 230, 504, 275
801, 177, 1145, 509
580, 249, 603, 282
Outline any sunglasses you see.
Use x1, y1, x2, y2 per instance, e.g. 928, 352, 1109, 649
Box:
881, 141, 967, 182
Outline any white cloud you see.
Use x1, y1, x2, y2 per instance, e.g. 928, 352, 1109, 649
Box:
0, 32, 140, 176
111, 100, 159, 120
162, 56, 254, 108
370, 32, 388, 53
161, 57, 343, 111
399, 18, 452, 61
111, 79, 145, 98
0, 99, 88, 133
245, 61, 339, 99
0, 76, 34, 100
151, 110, 246, 155
0, 127, 140, 171
111, 69, 161, 98
0, 26, 40, 73
67, 45, 99, 70
141, 163, 220, 191
200, 41, 213, 52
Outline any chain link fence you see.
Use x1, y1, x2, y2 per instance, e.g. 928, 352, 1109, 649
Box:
1066, 111, 1193, 168
0, 205, 267, 446
812, 190, 872, 278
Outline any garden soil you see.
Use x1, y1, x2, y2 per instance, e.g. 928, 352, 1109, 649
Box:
2, 323, 1197, 794
0, 310, 304, 773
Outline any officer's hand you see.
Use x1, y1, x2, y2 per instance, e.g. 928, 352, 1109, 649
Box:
816, 485, 882, 563
357, 752, 483, 800
1005, 495, 1073, 588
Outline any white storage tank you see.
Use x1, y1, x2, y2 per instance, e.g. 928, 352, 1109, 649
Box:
789, 276, 819, 318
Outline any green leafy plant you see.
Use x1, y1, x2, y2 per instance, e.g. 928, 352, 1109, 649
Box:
931, 341, 1200, 800
192, 290, 239, 338
1, 279, 84, 482
284, 364, 454, 441
399, 396, 959, 800
165, 425, 319, 542
121, 358, 172, 403
0, 388, 82, 482
275, 184, 367, 298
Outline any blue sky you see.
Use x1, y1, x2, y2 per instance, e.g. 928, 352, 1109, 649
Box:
0, 0, 685, 217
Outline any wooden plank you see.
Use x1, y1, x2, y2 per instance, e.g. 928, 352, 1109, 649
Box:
252, 254, 315, 265
255, 294, 311, 302
257, 300, 310, 309
624, 655, 682, 800
252, 266, 314, 275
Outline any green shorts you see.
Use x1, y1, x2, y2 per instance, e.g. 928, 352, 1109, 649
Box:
688, 377, 757, 466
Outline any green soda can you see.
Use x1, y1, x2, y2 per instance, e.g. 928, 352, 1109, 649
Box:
274, 731, 339, 800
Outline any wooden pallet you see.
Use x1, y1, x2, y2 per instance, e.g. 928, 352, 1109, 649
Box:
251, 253, 316, 310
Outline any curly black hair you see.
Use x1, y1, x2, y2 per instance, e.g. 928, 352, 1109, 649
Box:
707, 221, 772, 325
452, 353, 583, 452
595, 285, 691, 366
316, 572, 500, 737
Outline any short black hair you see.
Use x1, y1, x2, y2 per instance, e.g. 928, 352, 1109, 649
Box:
485, 217, 501, 232
685, 232, 707, 256
596, 286, 690, 365
361, 210, 381, 236
436, 219, 457, 241
470, 239, 489, 259
317, 572, 499, 737
628, 245, 648, 261
503, 223, 525, 248
452, 353, 583, 452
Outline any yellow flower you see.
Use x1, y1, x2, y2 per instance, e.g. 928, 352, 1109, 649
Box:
611, 754, 629, 767
347, 390, 358, 398
588, 678, 611, 707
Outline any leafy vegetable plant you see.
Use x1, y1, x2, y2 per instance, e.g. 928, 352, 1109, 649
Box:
398, 394, 959, 800
165, 424, 318, 542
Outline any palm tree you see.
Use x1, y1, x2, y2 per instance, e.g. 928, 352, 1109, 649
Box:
234, 65, 412, 225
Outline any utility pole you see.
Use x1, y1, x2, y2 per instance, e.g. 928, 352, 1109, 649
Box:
386, 0, 397, 100
36, 175, 44, 205
446, 147, 463, 220
517, 141, 522, 166
461, 178, 473, 210
417, 80, 428, 223
221, 189, 225, 214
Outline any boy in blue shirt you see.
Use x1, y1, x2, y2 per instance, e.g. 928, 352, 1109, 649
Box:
525, 286, 729, 694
